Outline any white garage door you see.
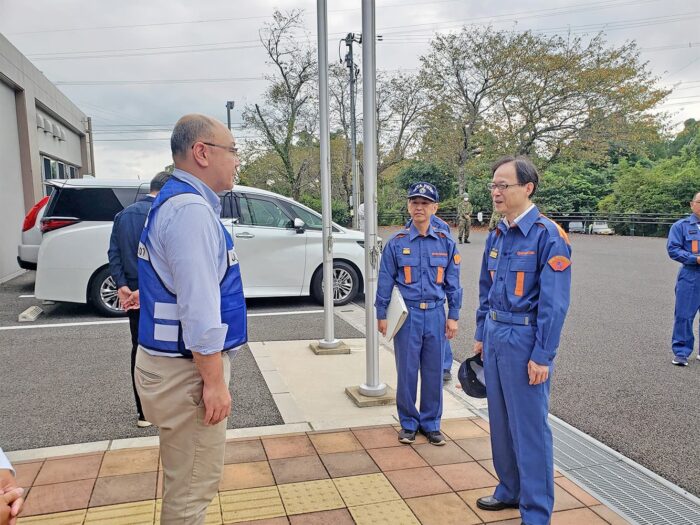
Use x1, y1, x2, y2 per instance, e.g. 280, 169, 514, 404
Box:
0, 82, 25, 283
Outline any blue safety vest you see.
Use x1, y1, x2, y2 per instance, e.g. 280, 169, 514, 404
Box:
137, 178, 247, 357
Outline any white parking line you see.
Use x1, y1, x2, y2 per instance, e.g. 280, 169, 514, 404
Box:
249, 310, 324, 317
18, 294, 35, 298
0, 309, 325, 331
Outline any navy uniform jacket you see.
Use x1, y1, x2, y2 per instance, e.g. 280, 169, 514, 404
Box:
377, 221, 463, 320
108, 195, 154, 290
475, 206, 571, 365
667, 214, 700, 267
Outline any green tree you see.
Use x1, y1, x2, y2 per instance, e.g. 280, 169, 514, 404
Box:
599, 140, 700, 235
242, 10, 317, 200
396, 162, 455, 201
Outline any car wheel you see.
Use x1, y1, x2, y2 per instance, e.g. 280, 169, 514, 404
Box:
311, 261, 360, 306
89, 267, 126, 317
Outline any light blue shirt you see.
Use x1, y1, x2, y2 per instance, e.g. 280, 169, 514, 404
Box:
0, 447, 14, 474
144, 168, 229, 356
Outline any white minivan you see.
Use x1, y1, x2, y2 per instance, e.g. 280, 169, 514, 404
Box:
35, 178, 366, 316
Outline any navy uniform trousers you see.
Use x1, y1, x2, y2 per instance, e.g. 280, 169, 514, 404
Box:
483, 316, 554, 524
394, 302, 446, 432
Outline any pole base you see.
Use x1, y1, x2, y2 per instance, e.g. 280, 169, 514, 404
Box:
309, 340, 351, 355
346, 385, 395, 407
358, 382, 388, 398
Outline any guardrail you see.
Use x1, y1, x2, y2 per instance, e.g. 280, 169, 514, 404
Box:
376, 211, 687, 237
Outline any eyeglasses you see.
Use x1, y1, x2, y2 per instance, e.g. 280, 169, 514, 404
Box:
194, 141, 239, 156
487, 182, 527, 192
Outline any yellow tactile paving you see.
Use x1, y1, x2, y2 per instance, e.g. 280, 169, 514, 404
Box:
333, 473, 401, 507
277, 479, 345, 515
155, 495, 222, 524
85, 500, 155, 524
219, 486, 286, 523
17, 510, 86, 525
349, 499, 421, 525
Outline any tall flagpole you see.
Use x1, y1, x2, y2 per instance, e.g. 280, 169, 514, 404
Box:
315, 0, 340, 350
358, 0, 386, 397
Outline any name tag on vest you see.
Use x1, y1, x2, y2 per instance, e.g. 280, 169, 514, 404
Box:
228, 249, 239, 266
137, 242, 149, 261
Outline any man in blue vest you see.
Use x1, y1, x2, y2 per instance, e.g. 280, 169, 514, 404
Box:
667, 192, 700, 366
474, 156, 571, 525
108, 171, 170, 428
377, 182, 463, 446
135, 114, 246, 524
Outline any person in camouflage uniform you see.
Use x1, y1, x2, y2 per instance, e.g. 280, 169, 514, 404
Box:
457, 194, 473, 243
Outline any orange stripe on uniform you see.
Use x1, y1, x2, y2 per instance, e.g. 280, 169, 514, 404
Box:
514, 271, 525, 297
540, 214, 570, 245
404, 266, 412, 284
436, 266, 444, 284
490, 270, 495, 281
693, 240, 698, 254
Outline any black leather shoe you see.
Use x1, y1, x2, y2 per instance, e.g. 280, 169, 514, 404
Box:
476, 495, 519, 511
442, 370, 452, 382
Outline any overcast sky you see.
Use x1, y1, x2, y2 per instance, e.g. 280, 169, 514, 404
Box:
0, 0, 698, 180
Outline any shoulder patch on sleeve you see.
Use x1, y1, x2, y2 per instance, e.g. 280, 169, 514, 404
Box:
454, 254, 462, 264
548, 255, 571, 272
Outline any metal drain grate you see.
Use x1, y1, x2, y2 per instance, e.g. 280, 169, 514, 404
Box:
552, 421, 619, 470
568, 463, 700, 525
474, 409, 700, 525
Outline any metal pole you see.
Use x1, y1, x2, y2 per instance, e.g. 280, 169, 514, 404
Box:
87, 117, 95, 175
347, 38, 361, 231
359, 0, 386, 397
317, 0, 339, 349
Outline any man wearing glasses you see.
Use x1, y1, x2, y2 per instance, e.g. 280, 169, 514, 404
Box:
135, 114, 246, 524
667, 192, 700, 366
473, 156, 571, 525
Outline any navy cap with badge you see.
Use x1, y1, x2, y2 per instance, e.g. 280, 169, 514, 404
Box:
458, 354, 487, 398
407, 182, 440, 203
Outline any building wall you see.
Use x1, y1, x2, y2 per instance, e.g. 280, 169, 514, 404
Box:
0, 81, 25, 283
36, 109, 84, 168
0, 32, 92, 283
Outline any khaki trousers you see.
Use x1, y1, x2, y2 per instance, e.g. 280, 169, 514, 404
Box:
135, 347, 231, 525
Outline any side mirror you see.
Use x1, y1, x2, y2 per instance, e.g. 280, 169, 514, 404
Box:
294, 218, 306, 233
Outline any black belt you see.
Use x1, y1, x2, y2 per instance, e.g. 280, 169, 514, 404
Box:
489, 309, 534, 326
404, 299, 445, 310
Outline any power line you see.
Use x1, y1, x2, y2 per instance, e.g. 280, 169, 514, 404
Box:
54, 77, 265, 86
30, 43, 262, 61
22, 0, 665, 62
6, 0, 652, 36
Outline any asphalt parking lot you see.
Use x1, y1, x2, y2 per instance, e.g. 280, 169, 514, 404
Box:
0, 273, 362, 450
2, 227, 700, 497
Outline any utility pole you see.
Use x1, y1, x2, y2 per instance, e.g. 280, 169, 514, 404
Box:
87, 116, 95, 176
225, 100, 235, 131
343, 33, 362, 230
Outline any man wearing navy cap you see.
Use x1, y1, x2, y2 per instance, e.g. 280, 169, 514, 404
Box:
376, 182, 463, 445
